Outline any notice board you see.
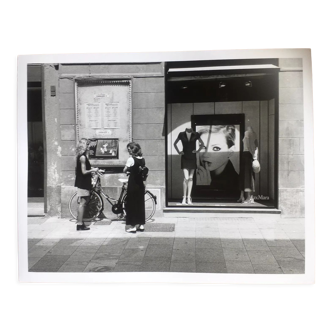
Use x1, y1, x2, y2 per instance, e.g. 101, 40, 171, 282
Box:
75, 80, 132, 166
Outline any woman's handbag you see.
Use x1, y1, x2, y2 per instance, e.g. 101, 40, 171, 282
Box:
252, 159, 261, 173
138, 165, 149, 181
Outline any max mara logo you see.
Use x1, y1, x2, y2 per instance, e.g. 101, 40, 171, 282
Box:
253, 195, 270, 200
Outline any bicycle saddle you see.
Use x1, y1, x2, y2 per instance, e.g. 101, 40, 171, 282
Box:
118, 179, 128, 183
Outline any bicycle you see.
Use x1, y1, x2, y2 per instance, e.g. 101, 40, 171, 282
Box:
69, 170, 157, 222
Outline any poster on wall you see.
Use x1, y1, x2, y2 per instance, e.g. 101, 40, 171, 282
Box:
85, 103, 102, 128
76, 80, 132, 165
104, 103, 120, 128
192, 114, 244, 199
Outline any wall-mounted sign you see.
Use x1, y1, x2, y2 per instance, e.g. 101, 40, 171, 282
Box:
95, 129, 113, 137
75, 80, 132, 165
85, 103, 102, 128
104, 102, 120, 128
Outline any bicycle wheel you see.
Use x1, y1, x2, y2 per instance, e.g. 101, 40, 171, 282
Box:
69, 191, 103, 222
123, 191, 156, 222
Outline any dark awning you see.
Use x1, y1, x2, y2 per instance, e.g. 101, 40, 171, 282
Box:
167, 64, 280, 81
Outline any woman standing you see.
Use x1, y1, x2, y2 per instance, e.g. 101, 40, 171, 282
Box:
123, 142, 146, 233
174, 128, 204, 205
74, 138, 99, 231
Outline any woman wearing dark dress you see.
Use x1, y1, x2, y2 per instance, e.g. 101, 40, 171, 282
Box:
123, 142, 146, 233
173, 128, 204, 205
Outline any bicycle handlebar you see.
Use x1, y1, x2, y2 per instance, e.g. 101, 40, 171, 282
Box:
95, 169, 128, 177
95, 169, 105, 177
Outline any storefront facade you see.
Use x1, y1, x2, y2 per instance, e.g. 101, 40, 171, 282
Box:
32, 57, 304, 218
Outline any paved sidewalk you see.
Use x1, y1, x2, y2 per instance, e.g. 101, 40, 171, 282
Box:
28, 215, 305, 274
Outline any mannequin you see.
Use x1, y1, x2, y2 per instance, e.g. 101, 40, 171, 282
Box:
174, 128, 204, 205
238, 126, 258, 203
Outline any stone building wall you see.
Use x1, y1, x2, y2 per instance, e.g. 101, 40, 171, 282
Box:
42, 63, 165, 217
278, 58, 304, 217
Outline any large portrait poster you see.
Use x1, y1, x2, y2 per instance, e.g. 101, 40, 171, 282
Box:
192, 114, 244, 199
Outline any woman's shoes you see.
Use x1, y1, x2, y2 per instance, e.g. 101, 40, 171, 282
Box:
126, 226, 137, 233
237, 198, 244, 203
76, 224, 90, 231
137, 225, 145, 232
187, 197, 193, 205
181, 196, 187, 205
125, 225, 144, 233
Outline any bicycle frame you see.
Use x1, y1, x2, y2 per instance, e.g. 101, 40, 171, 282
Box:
91, 172, 157, 217
93, 175, 127, 207
70, 171, 157, 221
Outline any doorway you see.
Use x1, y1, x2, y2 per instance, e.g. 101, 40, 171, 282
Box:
28, 65, 45, 215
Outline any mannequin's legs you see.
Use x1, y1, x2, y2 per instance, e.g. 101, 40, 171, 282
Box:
187, 169, 195, 205
182, 169, 189, 204
244, 189, 254, 203
237, 190, 245, 203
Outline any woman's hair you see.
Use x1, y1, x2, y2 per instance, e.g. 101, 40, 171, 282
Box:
76, 138, 88, 157
127, 142, 143, 157
198, 125, 236, 148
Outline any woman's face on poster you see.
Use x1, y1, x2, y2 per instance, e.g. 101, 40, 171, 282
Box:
199, 131, 231, 172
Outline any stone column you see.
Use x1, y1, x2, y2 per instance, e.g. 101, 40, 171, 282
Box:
42, 64, 61, 216
278, 59, 304, 217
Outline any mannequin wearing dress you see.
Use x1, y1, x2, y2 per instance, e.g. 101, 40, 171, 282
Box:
238, 126, 259, 203
173, 127, 204, 205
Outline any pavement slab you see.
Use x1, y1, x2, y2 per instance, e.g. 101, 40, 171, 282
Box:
247, 250, 278, 265
226, 261, 254, 274
140, 257, 171, 272
222, 248, 250, 262
277, 258, 305, 274
172, 248, 196, 263
29, 255, 70, 272
173, 238, 196, 249
196, 262, 227, 273
221, 239, 245, 249
58, 260, 90, 272
145, 244, 173, 258
196, 238, 222, 249
243, 239, 270, 251
170, 262, 196, 273
252, 264, 284, 274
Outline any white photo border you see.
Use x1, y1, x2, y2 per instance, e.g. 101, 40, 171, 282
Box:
18, 49, 314, 284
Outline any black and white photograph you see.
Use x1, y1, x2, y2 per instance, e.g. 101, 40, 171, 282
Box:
18, 49, 314, 283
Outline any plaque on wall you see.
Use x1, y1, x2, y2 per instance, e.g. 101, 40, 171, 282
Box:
87, 139, 119, 159
75, 80, 132, 166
